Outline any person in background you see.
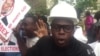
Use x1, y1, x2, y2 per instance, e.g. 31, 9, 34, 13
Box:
74, 25, 88, 43
14, 13, 48, 56
88, 11, 100, 56
87, 11, 100, 44
85, 11, 94, 43
89, 22, 100, 56
25, 1, 95, 56
94, 11, 100, 23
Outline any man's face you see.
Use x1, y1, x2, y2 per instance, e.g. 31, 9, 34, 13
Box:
1, 0, 14, 14
51, 18, 74, 47
22, 17, 37, 38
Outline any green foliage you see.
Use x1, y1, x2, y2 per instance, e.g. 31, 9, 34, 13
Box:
75, 0, 97, 12
75, 0, 97, 19
25, 0, 58, 15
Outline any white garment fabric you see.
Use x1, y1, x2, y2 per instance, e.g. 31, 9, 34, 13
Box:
26, 37, 39, 48
89, 41, 100, 56
74, 26, 88, 43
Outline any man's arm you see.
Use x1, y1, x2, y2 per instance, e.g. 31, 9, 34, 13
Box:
81, 45, 96, 56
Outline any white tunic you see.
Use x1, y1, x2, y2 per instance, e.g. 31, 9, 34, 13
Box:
74, 26, 88, 43
26, 37, 39, 48
89, 41, 100, 56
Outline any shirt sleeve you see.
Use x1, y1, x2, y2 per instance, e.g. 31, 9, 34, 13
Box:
78, 42, 96, 56
83, 45, 96, 56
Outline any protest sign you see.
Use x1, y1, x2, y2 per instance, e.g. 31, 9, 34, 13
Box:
0, 0, 30, 43
0, 45, 20, 52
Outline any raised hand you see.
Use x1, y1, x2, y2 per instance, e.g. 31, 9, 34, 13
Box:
34, 19, 48, 38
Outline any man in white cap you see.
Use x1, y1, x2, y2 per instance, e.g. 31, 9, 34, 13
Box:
25, 1, 95, 56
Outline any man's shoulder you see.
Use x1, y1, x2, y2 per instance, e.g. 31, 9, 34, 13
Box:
75, 38, 92, 49
73, 38, 95, 56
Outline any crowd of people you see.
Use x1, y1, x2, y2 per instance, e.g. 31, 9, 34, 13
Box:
13, 1, 98, 56
1, 1, 100, 56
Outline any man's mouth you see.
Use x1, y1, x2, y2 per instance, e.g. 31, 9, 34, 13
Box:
57, 39, 65, 44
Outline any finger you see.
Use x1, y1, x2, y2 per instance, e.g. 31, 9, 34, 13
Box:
38, 19, 43, 28
40, 19, 47, 28
34, 31, 38, 35
36, 22, 40, 29
44, 22, 47, 29
41, 21, 47, 29
37, 19, 41, 28
41, 19, 48, 29
38, 19, 47, 29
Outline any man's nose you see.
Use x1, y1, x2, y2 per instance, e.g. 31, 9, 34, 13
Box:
59, 28, 65, 34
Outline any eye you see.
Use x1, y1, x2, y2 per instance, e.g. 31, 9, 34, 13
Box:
64, 25, 73, 30
52, 26, 57, 29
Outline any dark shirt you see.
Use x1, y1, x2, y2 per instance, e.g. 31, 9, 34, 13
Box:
1, 16, 8, 26
26, 36, 95, 56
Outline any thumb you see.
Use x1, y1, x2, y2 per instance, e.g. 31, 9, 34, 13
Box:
34, 31, 38, 35
34, 31, 43, 38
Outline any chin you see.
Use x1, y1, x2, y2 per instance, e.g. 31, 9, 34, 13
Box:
56, 41, 66, 47
57, 43, 66, 47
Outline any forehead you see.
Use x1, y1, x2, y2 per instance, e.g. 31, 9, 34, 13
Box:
24, 17, 34, 23
51, 17, 73, 25
6, 0, 14, 3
